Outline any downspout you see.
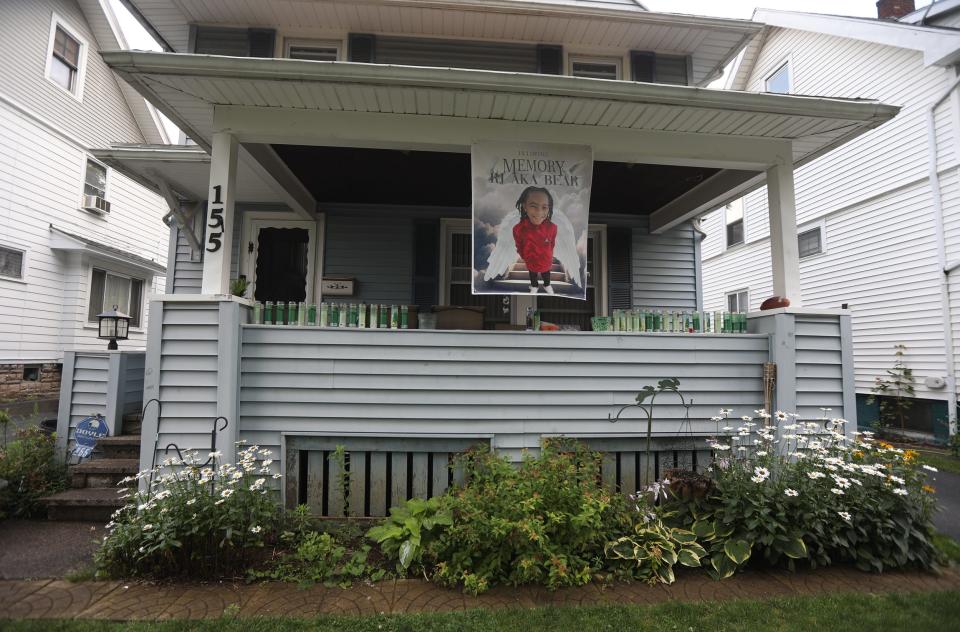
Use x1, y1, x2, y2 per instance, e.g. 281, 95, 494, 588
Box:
925, 72, 960, 436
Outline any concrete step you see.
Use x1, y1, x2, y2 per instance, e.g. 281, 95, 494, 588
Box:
70, 458, 139, 489
122, 413, 143, 436
490, 279, 575, 293
505, 270, 567, 281
510, 262, 563, 273
43, 487, 126, 522
96, 435, 142, 460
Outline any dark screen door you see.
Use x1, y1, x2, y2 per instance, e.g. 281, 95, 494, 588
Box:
253, 227, 309, 303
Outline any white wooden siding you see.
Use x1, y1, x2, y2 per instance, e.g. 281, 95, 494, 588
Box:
0, 0, 146, 148
702, 25, 960, 401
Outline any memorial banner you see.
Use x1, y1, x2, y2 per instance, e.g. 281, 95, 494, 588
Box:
472, 141, 593, 300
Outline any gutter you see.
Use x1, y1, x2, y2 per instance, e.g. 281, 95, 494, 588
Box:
925, 72, 960, 436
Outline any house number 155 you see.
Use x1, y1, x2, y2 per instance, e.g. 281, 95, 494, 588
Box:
206, 185, 224, 252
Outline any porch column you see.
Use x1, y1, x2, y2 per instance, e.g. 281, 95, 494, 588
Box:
766, 161, 802, 307
201, 132, 239, 294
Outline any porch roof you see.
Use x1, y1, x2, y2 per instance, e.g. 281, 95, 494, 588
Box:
102, 51, 899, 230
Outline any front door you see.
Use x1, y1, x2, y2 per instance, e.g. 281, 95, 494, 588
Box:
245, 219, 318, 305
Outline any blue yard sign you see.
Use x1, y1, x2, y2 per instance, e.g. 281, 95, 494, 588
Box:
72, 414, 109, 459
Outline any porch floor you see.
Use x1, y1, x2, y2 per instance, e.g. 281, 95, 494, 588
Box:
2, 566, 957, 620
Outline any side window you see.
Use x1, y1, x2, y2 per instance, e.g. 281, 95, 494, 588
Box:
46, 17, 86, 98
88, 268, 145, 328
726, 289, 749, 313
0, 244, 26, 281
80, 158, 110, 213
724, 202, 744, 248
798, 225, 823, 258
765, 61, 791, 94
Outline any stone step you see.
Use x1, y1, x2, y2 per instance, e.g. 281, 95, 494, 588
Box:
122, 413, 143, 436
96, 435, 142, 460
70, 458, 139, 489
43, 487, 126, 522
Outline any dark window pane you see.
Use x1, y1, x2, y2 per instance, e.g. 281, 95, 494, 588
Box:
253, 227, 310, 304
129, 279, 143, 328
726, 219, 744, 247
88, 268, 105, 321
289, 46, 338, 61
727, 293, 738, 312
85, 160, 106, 197
0, 247, 24, 279
798, 227, 822, 258
571, 61, 618, 80
54, 27, 80, 67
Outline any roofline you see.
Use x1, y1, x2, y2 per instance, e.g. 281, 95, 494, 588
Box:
49, 225, 167, 274
120, 0, 174, 52
752, 8, 960, 66
102, 50, 899, 128
901, 0, 960, 25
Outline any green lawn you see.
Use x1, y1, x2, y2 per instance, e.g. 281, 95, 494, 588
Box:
4, 591, 960, 632
918, 450, 960, 475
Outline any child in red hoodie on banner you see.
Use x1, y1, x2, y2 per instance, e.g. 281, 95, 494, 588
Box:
513, 186, 558, 294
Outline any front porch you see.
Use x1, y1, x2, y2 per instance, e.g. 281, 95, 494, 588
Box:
88, 52, 893, 513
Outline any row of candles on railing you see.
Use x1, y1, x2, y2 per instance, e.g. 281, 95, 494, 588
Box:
609, 309, 749, 334
251, 301, 412, 328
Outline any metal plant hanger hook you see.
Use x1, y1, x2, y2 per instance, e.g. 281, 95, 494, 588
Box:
609, 378, 693, 475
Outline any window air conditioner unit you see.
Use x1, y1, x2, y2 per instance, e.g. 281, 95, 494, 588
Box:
82, 194, 111, 214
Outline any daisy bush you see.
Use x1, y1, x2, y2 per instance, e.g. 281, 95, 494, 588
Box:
95, 443, 281, 579
664, 408, 940, 578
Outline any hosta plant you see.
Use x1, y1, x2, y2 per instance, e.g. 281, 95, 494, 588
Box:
604, 519, 705, 585
367, 496, 452, 573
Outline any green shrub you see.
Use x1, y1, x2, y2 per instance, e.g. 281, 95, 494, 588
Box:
95, 443, 281, 579
664, 410, 940, 577
0, 427, 66, 518
424, 441, 635, 594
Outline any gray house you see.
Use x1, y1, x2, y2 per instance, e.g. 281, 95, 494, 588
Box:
56, 0, 897, 518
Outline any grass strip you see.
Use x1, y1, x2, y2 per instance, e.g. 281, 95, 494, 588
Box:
918, 450, 960, 475
3, 589, 959, 632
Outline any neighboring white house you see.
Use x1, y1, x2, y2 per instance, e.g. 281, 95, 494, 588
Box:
0, 0, 170, 401
700, 1, 960, 440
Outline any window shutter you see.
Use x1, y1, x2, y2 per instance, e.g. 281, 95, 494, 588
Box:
193, 26, 250, 56
412, 221, 440, 310
130, 278, 144, 327
607, 227, 633, 311
349, 34, 376, 62
537, 45, 563, 75
248, 29, 276, 58
88, 268, 105, 321
630, 51, 655, 82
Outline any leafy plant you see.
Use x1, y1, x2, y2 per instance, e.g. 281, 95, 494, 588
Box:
867, 344, 915, 435
0, 409, 10, 449
229, 277, 249, 298
95, 443, 280, 579
949, 433, 960, 458
424, 441, 634, 594
604, 519, 705, 585
367, 496, 452, 573
249, 530, 384, 586
329, 445, 350, 517
0, 427, 66, 519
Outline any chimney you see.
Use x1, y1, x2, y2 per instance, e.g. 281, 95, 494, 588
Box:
877, 0, 915, 19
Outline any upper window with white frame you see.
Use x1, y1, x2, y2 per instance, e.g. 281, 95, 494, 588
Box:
765, 61, 791, 94
570, 56, 621, 80
798, 224, 824, 259
727, 289, 749, 313
725, 202, 744, 248
88, 268, 144, 328
83, 159, 107, 199
46, 17, 86, 98
0, 245, 26, 281
285, 38, 339, 62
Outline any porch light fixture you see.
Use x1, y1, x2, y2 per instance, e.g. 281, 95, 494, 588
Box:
97, 304, 130, 350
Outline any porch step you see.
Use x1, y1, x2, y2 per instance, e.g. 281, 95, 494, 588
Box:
509, 262, 564, 274
505, 270, 567, 281
122, 413, 143, 436
96, 435, 142, 460
43, 488, 126, 522
70, 458, 139, 489
490, 279, 575, 293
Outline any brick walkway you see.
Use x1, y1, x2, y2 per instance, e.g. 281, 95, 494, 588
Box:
1, 566, 958, 621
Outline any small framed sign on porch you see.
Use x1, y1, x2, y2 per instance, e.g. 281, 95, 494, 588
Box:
321, 277, 355, 296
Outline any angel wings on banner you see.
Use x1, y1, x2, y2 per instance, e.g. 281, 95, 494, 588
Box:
482, 209, 584, 289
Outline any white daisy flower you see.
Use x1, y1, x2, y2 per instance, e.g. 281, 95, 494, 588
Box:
830, 488, 844, 495
893, 488, 908, 496
838, 511, 852, 521
784, 489, 799, 497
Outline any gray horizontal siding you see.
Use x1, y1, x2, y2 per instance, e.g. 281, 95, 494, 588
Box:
67, 352, 108, 450
239, 327, 770, 467
123, 352, 145, 415
795, 315, 846, 420
631, 217, 698, 309
172, 225, 202, 294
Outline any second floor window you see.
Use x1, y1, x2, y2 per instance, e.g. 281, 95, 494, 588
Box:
725, 203, 744, 248
570, 57, 621, 80
798, 226, 823, 258
286, 39, 339, 62
49, 25, 81, 93
765, 61, 791, 94
84, 159, 107, 199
